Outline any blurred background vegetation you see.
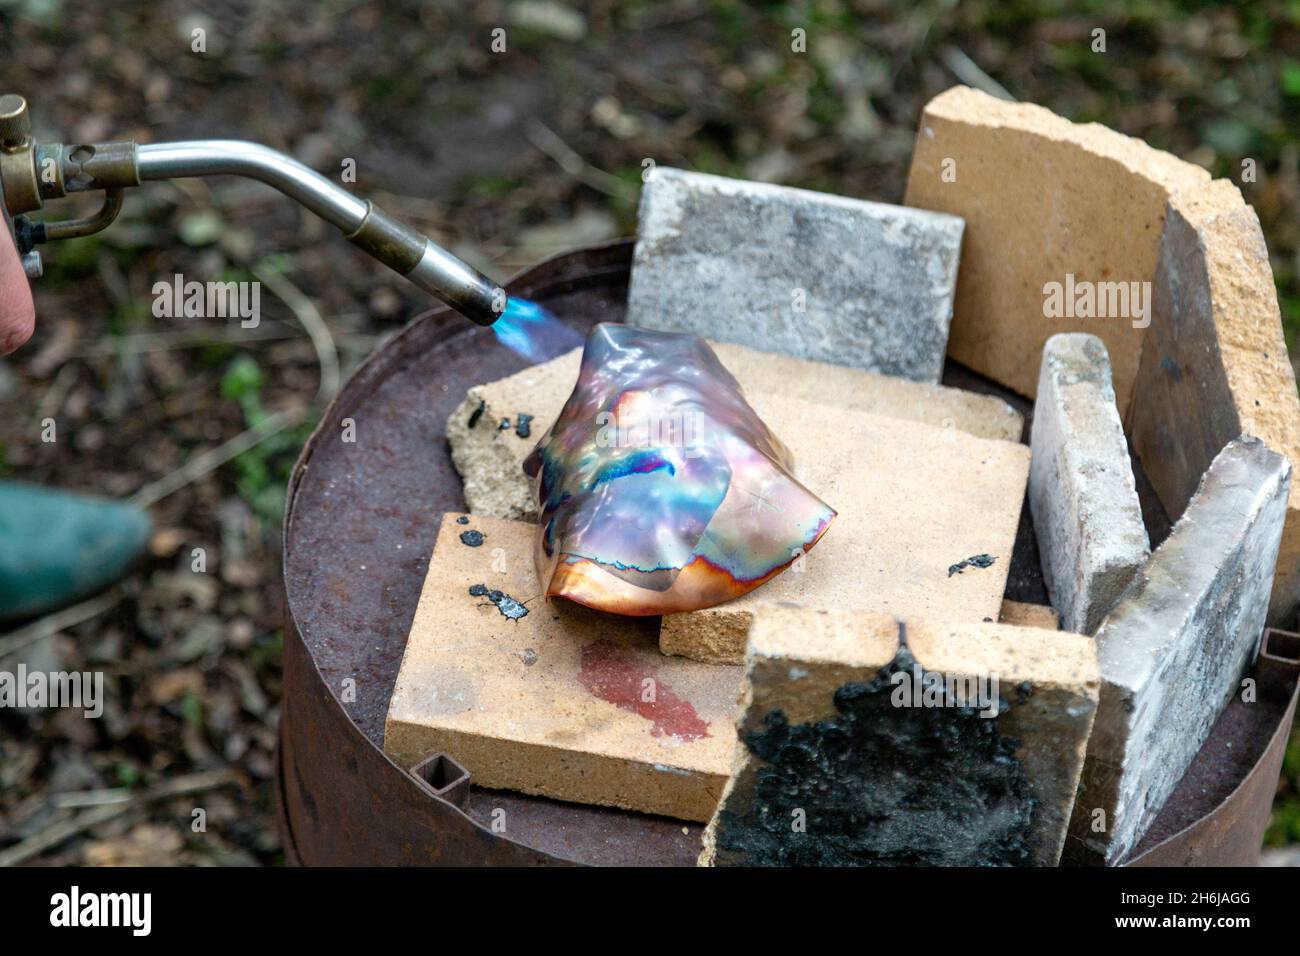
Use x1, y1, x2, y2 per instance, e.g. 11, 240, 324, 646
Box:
0, 0, 1297, 863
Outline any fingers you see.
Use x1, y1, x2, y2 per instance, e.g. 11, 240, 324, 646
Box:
0, 225, 36, 355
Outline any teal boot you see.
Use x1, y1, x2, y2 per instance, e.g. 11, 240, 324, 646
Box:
0, 481, 151, 623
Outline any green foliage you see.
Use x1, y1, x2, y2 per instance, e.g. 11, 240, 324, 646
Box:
1283, 60, 1300, 97
250, 631, 284, 676
219, 356, 316, 527
107, 299, 151, 337
219, 355, 264, 413
461, 172, 519, 202
179, 690, 204, 731
1266, 725, 1300, 845
115, 759, 140, 788
39, 234, 103, 286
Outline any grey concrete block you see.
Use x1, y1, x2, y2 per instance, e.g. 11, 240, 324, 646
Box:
627, 167, 964, 382
1029, 334, 1149, 634
1065, 436, 1291, 865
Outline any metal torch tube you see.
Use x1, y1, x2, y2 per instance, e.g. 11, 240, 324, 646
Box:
136, 140, 501, 324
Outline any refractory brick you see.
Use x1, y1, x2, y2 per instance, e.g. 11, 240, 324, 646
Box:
702, 607, 1099, 866
904, 85, 1212, 408
1127, 183, 1300, 628
447, 339, 1022, 521
659, 394, 1030, 665
385, 512, 745, 823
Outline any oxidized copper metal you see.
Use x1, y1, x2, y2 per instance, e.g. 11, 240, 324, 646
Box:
524, 323, 835, 616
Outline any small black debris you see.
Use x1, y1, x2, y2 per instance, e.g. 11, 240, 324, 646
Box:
459, 529, 485, 547
495, 594, 528, 620
456, 515, 470, 525
468, 582, 529, 621
515, 413, 534, 439
947, 553, 996, 577
467, 399, 486, 429
498, 418, 511, 430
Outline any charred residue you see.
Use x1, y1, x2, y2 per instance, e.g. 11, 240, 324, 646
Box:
712, 624, 1036, 866
467, 399, 486, 429
515, 413, 534, 439
948, 553, 996, 577
468, 583, 530, 621
459, 529, 485, 547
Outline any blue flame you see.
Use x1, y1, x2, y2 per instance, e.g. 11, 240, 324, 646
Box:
491, 296, 583, 363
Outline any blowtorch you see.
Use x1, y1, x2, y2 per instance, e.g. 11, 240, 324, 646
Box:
0, 93, 504, 327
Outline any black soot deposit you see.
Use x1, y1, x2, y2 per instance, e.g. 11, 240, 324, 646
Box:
468, 583, 529, 621
947, 553, 996, 577
713, 624, 1036, 866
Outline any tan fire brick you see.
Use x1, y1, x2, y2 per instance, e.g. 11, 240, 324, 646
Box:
905, 85, 1300, 625
1127, 183, 1300, 626
659, 395, 1031, 664
999, 599, 1060, 631
384, 512, 744, 823
904, 85, 1211, 409
446, 339, 1023, 520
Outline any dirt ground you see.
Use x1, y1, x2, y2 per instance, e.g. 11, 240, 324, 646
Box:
1, 1, 1298, 865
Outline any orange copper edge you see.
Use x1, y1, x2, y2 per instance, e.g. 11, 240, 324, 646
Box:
545, 515, 835, 617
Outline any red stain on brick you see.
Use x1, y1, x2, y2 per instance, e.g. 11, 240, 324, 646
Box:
578, 640, 710, 741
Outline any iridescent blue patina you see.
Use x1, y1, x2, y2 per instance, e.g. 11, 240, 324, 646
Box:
524, 323, 835, 616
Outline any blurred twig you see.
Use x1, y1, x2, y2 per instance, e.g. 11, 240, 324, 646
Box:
250, 262, 339, 403
0, 589, 123, 661
939, 45, 1015, 102
128, 406, 304, 510
126, 261, 338, 509
32, 364, 77, 426
0, 769, 239, 867
526, 119, 638, 201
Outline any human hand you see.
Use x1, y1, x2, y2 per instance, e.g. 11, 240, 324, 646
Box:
0, 223, 35, 354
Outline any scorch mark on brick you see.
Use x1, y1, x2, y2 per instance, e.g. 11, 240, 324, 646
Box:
579, 640, 711, 741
